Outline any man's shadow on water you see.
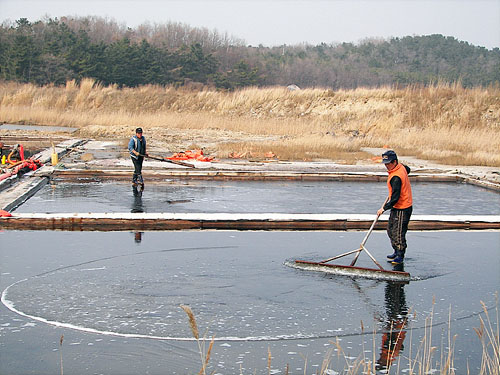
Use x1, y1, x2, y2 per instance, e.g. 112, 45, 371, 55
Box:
131, 185, 144, 243
376, 265, 409, 372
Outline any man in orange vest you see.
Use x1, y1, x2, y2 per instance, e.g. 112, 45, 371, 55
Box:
377, 150, 413, 265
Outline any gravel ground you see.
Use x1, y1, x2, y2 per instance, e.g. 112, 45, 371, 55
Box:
1, 126, 499, 185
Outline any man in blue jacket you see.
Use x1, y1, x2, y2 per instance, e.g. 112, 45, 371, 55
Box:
128, 128, 148, 186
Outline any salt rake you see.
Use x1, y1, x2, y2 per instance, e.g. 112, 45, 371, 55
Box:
293, 212, 411, 282
143, 154, 195, 168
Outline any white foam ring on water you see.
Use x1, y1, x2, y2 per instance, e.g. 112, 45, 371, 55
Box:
0, 278, 325, 342
1, 272, 492, 342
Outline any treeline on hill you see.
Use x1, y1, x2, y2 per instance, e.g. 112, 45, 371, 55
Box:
1, 16, 499, 89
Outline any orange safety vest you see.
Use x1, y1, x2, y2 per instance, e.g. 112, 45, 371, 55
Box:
387, 163, 412, 209
377, 322, 407, 369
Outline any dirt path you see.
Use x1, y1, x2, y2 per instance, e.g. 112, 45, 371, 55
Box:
361, 147, 500, 184
2, 128, 499, 186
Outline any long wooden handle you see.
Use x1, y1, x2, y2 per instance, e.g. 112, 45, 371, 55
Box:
319, 247, 362, 264
320, 215, 380, 265
360, 213, 381, 247
359, 245, 385, 270
143, 154, 195, 168
349, 215, 379, 266
350, 196, 390, 266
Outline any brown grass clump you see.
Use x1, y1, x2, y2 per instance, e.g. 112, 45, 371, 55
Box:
180, 304, 199, 340
313, 298, 496, 375
59, 334, 64, 375
1, 80, 499, 166
218, 135, 372, 163
179, 304, 214, 375
474, 296, 500, 375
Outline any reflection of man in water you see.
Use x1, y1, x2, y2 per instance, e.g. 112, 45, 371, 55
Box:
131, 185, 144, 213
377, 276, 409, 371
131, 186, 144, 243
134, 231, 143, 243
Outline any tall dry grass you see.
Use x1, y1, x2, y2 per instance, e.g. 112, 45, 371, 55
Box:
179, 297, 499, 375
59, 334, 64, 375
1, 79, 499, 166
180, 304, 214, 375
474, 298, 500, 375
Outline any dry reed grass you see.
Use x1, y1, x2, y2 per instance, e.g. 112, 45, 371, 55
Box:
177, 297, 498, 375
217, 135, 372, 162
1, 80, 499, 166
180, 304, 214, 375
474, 296, 500, 375
59, 334, 64, 375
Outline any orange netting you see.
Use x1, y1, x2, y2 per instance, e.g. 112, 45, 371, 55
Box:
228, 150, 279, 159
167, 150, 215, 162
1, 157, 43, 182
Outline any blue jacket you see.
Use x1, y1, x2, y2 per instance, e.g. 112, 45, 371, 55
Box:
128, 135, 146, 159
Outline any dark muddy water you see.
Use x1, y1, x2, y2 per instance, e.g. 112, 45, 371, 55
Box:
15, 179, 500, 214
3, 179, 499, 373
1, 230, 499, 374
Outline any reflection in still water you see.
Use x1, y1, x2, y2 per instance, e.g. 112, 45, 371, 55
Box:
131, 185, 144, 244
131, 185, 144, 213
377, 270, 409, 371
134, 232, 143, 243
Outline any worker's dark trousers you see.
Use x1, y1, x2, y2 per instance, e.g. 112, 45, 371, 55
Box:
131, 156, 144, 183
387, 206, 412, 257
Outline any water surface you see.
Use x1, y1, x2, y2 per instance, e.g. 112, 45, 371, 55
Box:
15, 179, 500, 215
1, 230, 498, 374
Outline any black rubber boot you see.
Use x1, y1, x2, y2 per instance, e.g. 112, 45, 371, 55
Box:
391, 252, 405, 265
387, 252, 397, 260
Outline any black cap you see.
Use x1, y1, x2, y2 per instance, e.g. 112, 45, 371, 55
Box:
135, 127, 143, 133
381, 150, 397, 164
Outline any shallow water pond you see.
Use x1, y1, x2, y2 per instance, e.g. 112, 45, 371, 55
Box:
15, 179, 500, 214
1, 230, 498, 374
0, 124, 78, 132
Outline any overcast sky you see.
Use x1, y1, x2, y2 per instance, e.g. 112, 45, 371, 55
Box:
1, 0, 499, 49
